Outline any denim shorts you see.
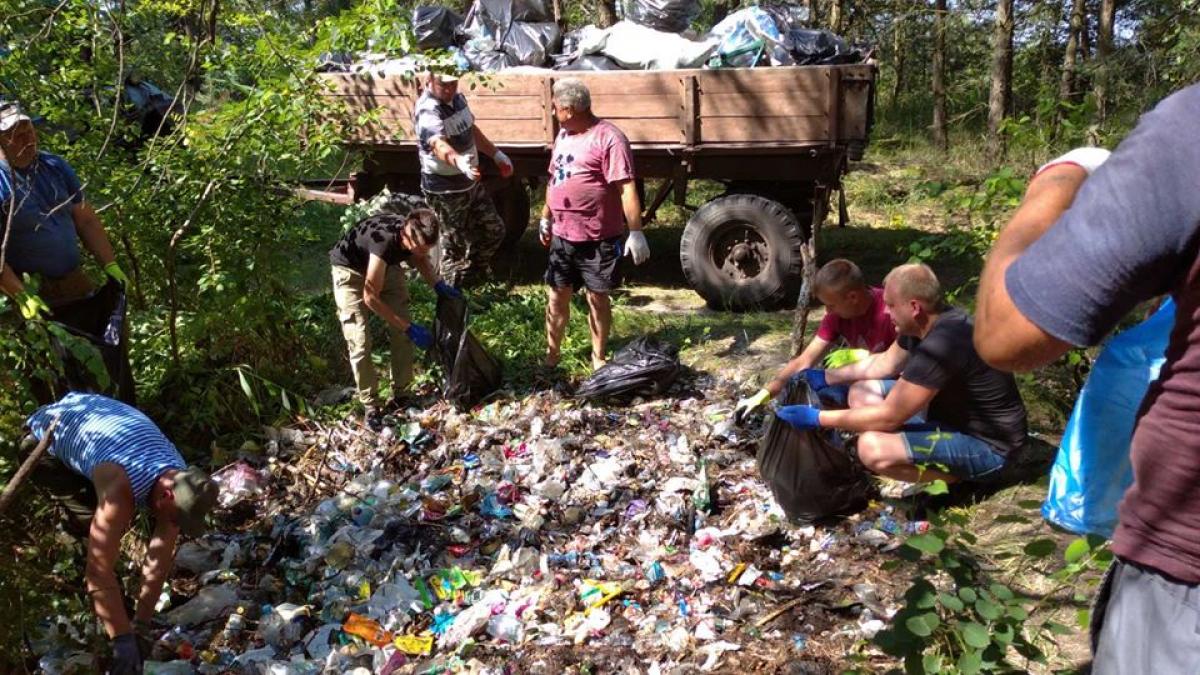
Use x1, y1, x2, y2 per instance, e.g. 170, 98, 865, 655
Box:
900, 426, 1007, 480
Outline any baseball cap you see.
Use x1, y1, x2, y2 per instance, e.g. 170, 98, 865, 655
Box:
172, 466, 219, 536
0, 101, 32, 132
430, 71, 460, 84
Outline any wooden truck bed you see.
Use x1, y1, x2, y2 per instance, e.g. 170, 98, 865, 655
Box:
322, 64, 874, 155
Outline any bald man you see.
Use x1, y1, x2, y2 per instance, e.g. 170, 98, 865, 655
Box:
775, 264, 1028, 484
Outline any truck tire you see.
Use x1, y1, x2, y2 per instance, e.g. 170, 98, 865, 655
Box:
680, 194, 805, 311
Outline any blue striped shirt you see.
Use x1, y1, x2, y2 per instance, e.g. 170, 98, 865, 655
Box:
27, 393, 186, 506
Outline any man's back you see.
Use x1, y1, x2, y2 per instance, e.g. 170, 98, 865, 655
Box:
27, 392, 184, 506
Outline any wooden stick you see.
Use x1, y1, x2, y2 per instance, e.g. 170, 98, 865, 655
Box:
0, 421, 57, 518
754, 595, 807, 628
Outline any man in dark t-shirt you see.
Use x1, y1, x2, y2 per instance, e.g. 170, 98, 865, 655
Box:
776, 263, 1027, 484
975, 84, 1200, 671
329, 209, 459, 429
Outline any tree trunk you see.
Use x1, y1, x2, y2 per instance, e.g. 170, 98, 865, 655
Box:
932, 0, 948, 151
597, 0, 619, 28
829, 0, 843, 32
986, 0, 1014, 162
551, 0, 563, 28
890, 20, 905, 105
1095, 0, 1117, 126
1059, 0, 1085, 104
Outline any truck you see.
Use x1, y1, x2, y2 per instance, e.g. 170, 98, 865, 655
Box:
309, 63, 875, 310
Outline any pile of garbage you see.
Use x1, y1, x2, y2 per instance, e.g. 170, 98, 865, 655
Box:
318, 0, 866, 74
34, 374, 929, 674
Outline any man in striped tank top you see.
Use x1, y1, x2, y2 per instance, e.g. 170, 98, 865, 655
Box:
23, 392, 218, 675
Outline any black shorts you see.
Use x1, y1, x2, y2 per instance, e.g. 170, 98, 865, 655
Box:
544, 235, 622, 293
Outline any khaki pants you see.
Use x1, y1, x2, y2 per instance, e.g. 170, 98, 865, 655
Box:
331, 264, 413, 407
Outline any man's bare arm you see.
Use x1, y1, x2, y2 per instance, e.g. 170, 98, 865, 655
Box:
974, 166, 1087, 371
133, 516, 179, 622
765, 336, 831, 395
73, 201, 117, 266
825, 340, 908, 385
87, 464, 136, 638
819, 379, 937, 432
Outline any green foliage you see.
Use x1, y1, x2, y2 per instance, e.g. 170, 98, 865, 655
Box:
873, 494, 1114, 674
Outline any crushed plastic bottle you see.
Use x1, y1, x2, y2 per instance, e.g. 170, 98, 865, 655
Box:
343, 612, 392, 647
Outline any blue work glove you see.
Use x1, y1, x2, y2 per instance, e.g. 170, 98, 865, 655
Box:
405, 323, 433, 350
796, 368, 827, 391
775, 404, 822, 431
110, 633, 143, 675
434, 280, 462, 299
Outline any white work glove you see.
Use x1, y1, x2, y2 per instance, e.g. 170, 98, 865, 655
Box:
493, 149, 514, 177
539, 217, 552, 246
1037, 147, 1111, 177
454, 153, 479, 180
625, 230, 650, 265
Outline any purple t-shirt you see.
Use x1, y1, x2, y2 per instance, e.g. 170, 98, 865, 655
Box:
815, 287, 897, 352
546, 120, 634, 242
1006, 84, 1200, 583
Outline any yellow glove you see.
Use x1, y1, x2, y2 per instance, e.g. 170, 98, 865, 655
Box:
104, 262, 129, 285
734, 388, 772, 425
15, 290, 50, 320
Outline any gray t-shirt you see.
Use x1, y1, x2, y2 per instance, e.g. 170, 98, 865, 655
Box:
1006, 83, 1200, 583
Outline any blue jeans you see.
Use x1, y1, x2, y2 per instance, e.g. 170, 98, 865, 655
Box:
900, 426, 1007, 480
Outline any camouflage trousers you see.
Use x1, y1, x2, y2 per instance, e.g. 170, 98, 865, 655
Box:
423, 182, 505, 288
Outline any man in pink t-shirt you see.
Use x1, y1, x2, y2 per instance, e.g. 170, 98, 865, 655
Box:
735, 259, 898, 421
539, 78, 650, 371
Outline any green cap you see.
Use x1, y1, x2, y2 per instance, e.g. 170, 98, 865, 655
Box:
172, 466, 218, 536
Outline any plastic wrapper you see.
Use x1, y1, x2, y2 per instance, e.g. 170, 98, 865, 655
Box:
578, 21, 717, 70
1043, 299, 1174, 538
45, 278, 135, 404
413, 6, 463, 50
574, 337, 680, 400
433, 295, 502, 409
212, 461, 267, 507
621, 0, 700, 33
756, 379, 872, 523
708, 7, 793, 68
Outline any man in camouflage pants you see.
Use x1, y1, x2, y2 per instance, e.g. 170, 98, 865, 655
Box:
413, 71, 513, 287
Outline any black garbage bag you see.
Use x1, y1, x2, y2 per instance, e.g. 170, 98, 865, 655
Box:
556, 54, 625, 71
413, 6, 464, 49
788, 28, 862, 65
463, 38, 521, 71
756, 378, 872, 523
45, 278, 136, 405
574, 337, 680, 400
501, 21, 561, 66
434, 295, 502, 409
622, 0, 700, 33
466, 0, 552, 40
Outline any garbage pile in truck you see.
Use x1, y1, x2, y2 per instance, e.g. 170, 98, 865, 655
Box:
319, 0, 868, 76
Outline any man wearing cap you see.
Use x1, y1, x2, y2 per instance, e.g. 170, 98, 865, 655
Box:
24, 392, 218, 675
0, 100, 130, 314
413, 71, 513, 288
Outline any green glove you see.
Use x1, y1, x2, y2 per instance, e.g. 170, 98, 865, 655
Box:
15, 290, 50, 320
104, 262, 129, 286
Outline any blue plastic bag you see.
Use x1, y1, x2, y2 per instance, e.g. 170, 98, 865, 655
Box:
1043, 299, 1175, 538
